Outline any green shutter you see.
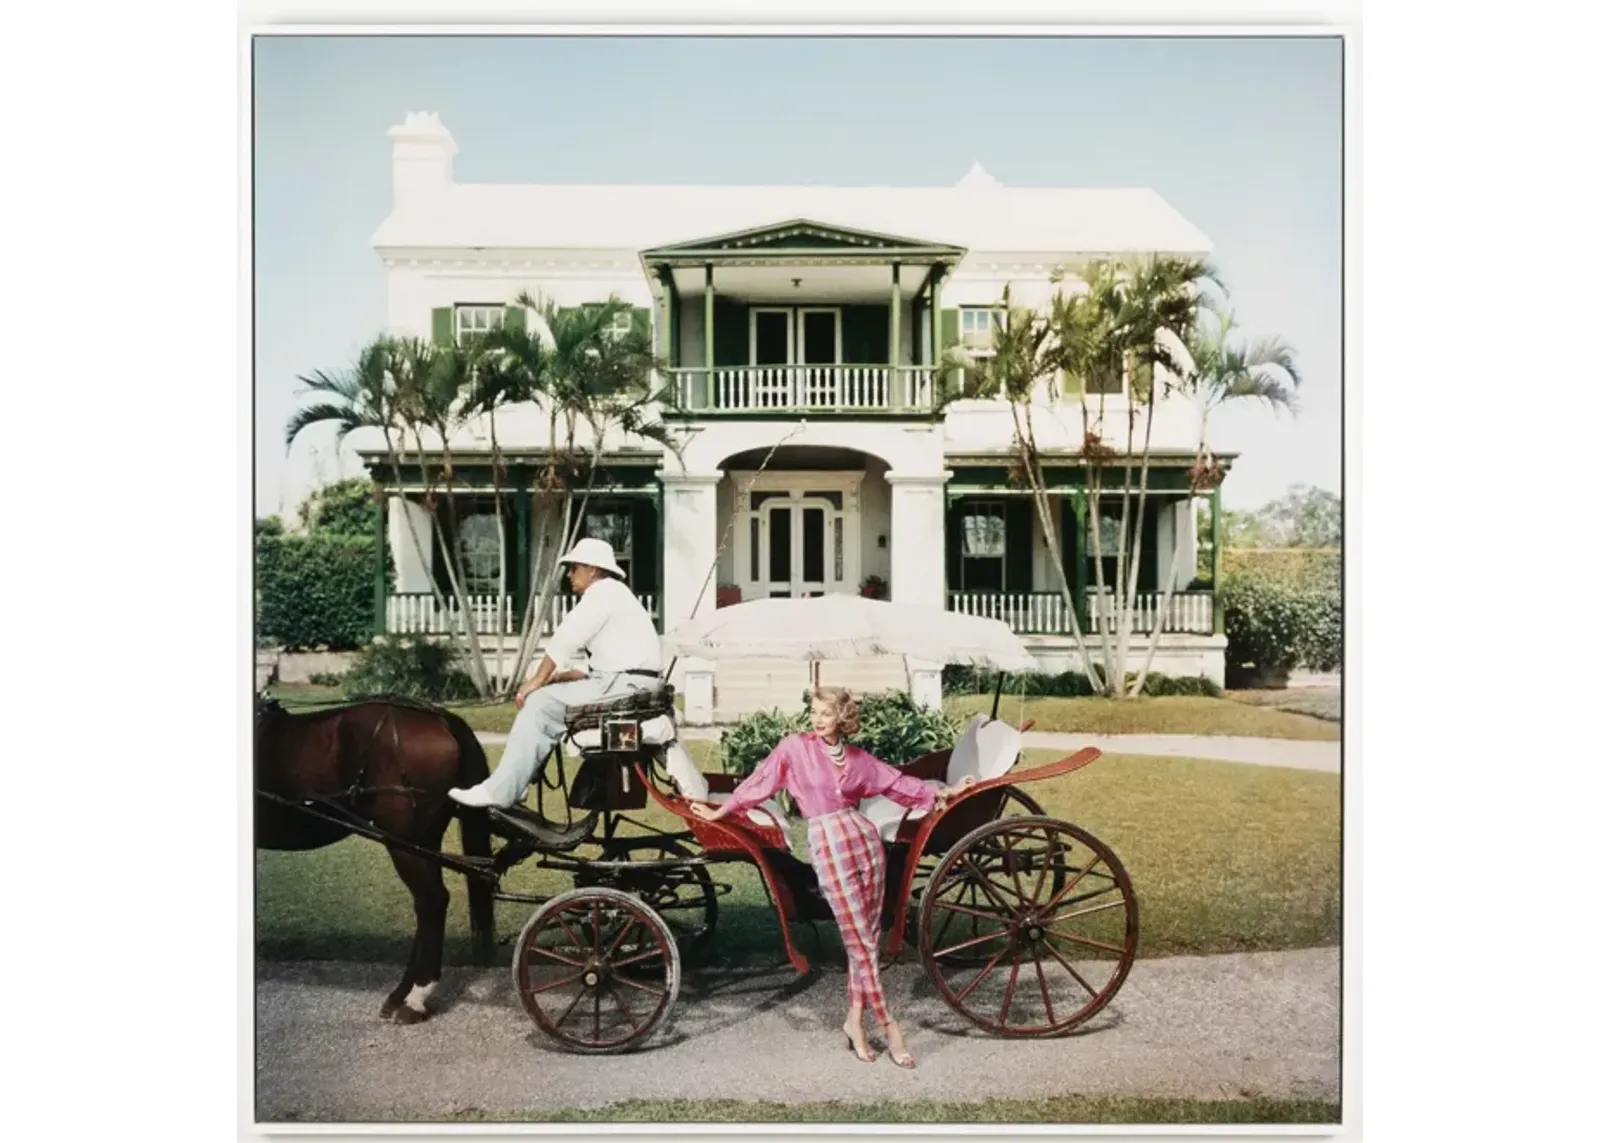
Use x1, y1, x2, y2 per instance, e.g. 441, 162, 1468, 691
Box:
713, 297, 748, 365
841, 305, 889, 364
946, 501, 964, 592
503, 305, 526, 334
431, 307, 453, 346
631, 498, 658, 594
939, 309, 960, 357
632, 306, 651, 338
1004, 499, 1032, 592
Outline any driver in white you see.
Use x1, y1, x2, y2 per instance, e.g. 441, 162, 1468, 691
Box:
448, 538, 663, 809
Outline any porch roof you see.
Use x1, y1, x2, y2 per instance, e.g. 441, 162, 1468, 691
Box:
640, 218, 966, 265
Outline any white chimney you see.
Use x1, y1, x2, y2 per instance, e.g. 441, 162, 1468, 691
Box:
387, 112, 457, 205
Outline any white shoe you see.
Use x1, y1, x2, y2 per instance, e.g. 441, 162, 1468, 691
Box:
448, 786, 503, 809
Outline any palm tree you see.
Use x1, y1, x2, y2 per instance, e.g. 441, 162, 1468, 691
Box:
471, 292, 683, 694
1128, 308, 1302, 696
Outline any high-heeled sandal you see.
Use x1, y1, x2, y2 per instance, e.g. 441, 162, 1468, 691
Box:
843, 1026, 876, 1063
884, 1024, 916, 1069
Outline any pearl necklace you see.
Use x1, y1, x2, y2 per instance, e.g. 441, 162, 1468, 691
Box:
823, 737, 847, 766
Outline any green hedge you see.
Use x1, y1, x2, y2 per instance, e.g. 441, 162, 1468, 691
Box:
256, 532, 383, 651
942, 666, 1221, 698
1218, 565, 1341, 674
1222, 548, 1340, 590
720, 692, 963, 777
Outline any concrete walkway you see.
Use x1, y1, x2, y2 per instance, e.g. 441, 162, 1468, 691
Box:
474, 727, 1340, 773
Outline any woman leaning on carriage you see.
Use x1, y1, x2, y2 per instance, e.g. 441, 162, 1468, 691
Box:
690, 686, 975, 1069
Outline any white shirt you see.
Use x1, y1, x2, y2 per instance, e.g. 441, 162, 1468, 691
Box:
544, 576, 663, 675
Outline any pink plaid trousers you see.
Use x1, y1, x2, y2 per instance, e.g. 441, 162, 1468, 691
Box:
808, 808, 891, 1026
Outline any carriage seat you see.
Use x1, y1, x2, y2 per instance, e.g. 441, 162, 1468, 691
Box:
661, 740, 795, 852
857, 713, 1025, 845
568, 713, 678, 752
562, 685, 676, 747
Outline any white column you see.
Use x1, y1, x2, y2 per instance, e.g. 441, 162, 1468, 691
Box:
1174, 496, 1198, 586
388, 496, 434, 593
659, 469, 724, 724
888, 470, 952, 709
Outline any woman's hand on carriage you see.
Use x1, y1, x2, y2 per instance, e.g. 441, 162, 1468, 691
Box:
933, 776, 978, 810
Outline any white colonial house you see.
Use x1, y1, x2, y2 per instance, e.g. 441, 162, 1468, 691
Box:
354, 112, 1232, 722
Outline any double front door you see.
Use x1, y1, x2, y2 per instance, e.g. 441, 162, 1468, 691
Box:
750, 308, 841, 408
750, 493, 846, 599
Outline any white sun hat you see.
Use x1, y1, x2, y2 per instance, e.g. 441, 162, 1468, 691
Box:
558, 537, 627, 579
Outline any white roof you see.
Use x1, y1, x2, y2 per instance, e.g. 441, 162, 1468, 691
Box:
371, 170, 1211, 256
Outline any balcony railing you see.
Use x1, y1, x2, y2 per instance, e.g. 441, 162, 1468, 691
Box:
947, 590, 1214, 636
386, 592, 659, 636
669, 365, 935, 413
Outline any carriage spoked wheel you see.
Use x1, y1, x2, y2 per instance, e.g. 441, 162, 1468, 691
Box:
904, 787, 1063, 947
919, 816, 1138, 1037
581, 838, 720, 964
512, 887, 680, 1053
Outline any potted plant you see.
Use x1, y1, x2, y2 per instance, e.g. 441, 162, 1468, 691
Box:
715, 583, 742, 609
859, 575, 888, 600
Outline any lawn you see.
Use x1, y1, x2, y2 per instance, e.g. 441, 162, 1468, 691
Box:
255, 741, 1339, 967
1226, 686, 1342, 724
448, 1095, 1340, 1125
947, 693, 1341, 741
270, 684, 1340, 740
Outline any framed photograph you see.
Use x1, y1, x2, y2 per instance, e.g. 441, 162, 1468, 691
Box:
603, 716, 641, 753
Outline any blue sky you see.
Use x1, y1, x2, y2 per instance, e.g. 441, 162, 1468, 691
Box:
254, 34, 1342, 518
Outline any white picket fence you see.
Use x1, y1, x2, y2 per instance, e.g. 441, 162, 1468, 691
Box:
386, 592, 658, 636
673, 365, 935, 412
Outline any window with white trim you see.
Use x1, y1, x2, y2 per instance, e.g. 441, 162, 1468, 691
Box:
957, 501, 1006, 592
603, 309, 634, 342
583, 508, 633, 581
458, 514, 503, 595
455, 305, 505, 345
959, 307, 1005, 351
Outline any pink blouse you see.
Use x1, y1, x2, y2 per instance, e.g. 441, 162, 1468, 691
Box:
720, 732, 939, 821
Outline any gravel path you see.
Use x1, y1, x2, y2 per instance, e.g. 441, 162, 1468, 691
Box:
474, 728, 1341, 773
254, 946, 1339, 1122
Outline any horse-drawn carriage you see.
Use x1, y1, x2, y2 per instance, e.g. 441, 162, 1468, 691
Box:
255, 597, 1138, 1052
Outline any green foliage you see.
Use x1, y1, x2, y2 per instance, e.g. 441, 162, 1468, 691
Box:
1223, 547, 1340, 589
299, 477, 379, 536
307, 671, 346, 687
1219, 564, 1342, 674
1218, 486, 1342, 550
255, 515, 286, 538
942, 666, 1219, 699
255, 532, 380, 651
718, 708, 807, 777
341, 638, 478, 701
719, 692, 963, 777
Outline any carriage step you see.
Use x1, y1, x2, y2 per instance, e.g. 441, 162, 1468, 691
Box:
486, 805, 598, 852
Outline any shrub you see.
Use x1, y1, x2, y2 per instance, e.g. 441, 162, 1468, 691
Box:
941, 665, 1217, 698
1222, 548, 1340, 591
341, 638, 477, 701
1219, 565, 1341, 675
256, 532, 383, 651
719, 691, 962, 777
307, 671, 347, 687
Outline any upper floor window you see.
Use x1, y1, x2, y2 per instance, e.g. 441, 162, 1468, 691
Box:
455, 305, 505, 345
603, 309, 634, 343
959, 307, 1005, 352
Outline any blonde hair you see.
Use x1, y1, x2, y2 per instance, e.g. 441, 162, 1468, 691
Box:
811, 686, 861, 738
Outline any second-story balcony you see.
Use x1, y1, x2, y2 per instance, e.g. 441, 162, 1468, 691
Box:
669, 363, 937, 413
642, 217, 968, 418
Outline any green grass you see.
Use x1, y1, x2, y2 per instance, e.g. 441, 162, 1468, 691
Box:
446, 1095, 1340, 1124
947, 693, 1342, 740
256, 742, 1339, 966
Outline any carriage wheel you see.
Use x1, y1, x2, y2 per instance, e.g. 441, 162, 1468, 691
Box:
904, 787, 1064, 949
588, 837, 719, 964
512, 887, 680, 1054
919, 816, 1137, 1037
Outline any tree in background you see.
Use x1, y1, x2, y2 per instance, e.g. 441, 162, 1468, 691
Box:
298, 477, 381, 537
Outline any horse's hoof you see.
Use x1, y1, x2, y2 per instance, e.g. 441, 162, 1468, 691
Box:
391, 1004, 431, 1025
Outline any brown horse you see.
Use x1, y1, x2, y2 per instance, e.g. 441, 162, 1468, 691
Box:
254, 694, 496, 1023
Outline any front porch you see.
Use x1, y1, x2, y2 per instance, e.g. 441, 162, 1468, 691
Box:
643, 219, 963, 416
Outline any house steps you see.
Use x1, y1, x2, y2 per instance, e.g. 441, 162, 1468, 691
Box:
711, 656, 910, 721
